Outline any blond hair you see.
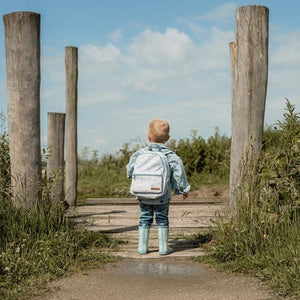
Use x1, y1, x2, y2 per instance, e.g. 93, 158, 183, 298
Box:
148, 119, 170, 143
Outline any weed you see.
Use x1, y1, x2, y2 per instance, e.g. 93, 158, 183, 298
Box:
195, 99, 300, 297
0, 131, 120, 299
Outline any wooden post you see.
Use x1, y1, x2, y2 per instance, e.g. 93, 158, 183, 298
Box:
65, 47, 78, 207
236, 5, 269, 154
229, 5, 269, 209
229, 41, 240, 211
3, 12, 42, 207
47, 113, 65, 203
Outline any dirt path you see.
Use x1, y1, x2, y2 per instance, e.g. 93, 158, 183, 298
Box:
36, 259, 280, 300
36, 197, 281, 299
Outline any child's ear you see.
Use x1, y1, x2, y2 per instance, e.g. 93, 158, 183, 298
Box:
147, 133, 151, 142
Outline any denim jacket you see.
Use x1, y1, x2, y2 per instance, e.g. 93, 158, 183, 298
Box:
126, 143, 190, 205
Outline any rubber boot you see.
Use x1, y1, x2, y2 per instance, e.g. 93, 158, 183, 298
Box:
158, 226, 172, 255
137, 224, 150, 254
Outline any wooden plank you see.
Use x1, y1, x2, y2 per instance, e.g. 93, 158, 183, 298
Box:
71, 197, 223, 258
86, 198, 226, 206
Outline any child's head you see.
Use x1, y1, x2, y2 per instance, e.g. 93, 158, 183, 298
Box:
148, 119, 170, 143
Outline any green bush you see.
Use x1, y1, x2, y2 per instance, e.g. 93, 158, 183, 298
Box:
168, 130, 207, 175
0, 132, 10, 196
78, 129, 231, 199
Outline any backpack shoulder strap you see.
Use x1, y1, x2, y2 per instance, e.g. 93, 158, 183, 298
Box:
162, 147, 175, 156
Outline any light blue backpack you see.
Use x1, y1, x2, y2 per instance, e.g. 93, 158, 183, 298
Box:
130, 146, 173, 200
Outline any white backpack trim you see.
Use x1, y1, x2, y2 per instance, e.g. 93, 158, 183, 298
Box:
130, 147, 173, 200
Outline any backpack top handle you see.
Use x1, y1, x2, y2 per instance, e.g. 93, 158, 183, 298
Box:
148, 144, 161, 152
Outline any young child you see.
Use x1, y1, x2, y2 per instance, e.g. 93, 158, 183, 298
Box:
126, 119, 190, 255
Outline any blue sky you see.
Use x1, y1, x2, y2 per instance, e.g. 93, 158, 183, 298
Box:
0, 0, 299, 156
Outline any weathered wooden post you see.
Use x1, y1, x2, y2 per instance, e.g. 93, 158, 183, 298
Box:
229, 5, 269, 210
47, 113, 65, 203
65, 47, 78, 207
3, 12, 42, 207
229, 41, 240, 211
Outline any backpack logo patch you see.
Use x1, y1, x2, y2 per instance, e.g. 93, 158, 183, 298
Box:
151, 187, 160, 191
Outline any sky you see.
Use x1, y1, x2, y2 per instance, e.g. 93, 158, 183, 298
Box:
0, 0, 299, 157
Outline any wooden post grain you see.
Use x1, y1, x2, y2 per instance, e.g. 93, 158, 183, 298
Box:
229, 5, 269, 209
236, 5, 269, 155
229, 41, 241, 211
65, 47, 78, 207
3, 12, 42, 207
47, 113, 65, 203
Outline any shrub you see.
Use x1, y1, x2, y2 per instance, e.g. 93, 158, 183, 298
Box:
78, 129, 232, 199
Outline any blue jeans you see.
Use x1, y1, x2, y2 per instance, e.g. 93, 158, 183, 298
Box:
139, 202, 169, 227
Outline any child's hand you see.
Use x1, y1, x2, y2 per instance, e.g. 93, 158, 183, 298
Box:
183, 193, 189, 200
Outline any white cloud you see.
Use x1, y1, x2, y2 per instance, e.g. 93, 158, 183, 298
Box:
177, 17, 209, 37
41, 53, 64, 83
81, 43, 122, 63
94, 138, 108, 146
38, 26, 235, 153
40, 52, 65, 111
79, 90, 127, 105
267, 30, 300, 113
271, 30, 300, 66
199, 2, 237, 23
39, 22, 299, 155
109, 29, 123, 43
127, 28, 194, 65
75, 26, 234, 110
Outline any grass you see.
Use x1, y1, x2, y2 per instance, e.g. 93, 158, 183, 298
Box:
193, 100, 300, 298
0, 132, 122, 299
0, 195, 122, 299
189, 172, 228, 190
78, 167, 131, 199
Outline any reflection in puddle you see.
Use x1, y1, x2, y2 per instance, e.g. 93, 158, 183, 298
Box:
118, 261, 202, 278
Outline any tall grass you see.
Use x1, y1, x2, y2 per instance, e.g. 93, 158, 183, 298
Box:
196, 100, 300, 297
0, 131, 119, 299
78, 145, 134, 199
